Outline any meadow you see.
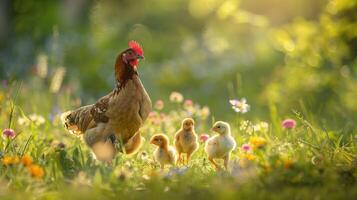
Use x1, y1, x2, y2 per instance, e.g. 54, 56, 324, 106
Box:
1, 82, 357, 199
1, 0, 357, 199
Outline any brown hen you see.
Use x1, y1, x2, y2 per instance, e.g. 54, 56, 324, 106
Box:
61, 41, 152, 161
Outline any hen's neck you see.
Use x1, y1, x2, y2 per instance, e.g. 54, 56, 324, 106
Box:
114, 54, 138, 89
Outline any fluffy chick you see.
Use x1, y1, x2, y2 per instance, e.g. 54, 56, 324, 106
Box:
205, 121, 236, 170
174, 118, 198, 165
150, 134, 177, 169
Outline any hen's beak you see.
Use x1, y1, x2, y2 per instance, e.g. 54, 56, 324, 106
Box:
136, 55, 144, 59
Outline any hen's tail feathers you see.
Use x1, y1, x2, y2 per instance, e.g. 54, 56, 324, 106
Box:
61, 110, 80, 135
124, 132, 144, 155
61, 105, 95, 135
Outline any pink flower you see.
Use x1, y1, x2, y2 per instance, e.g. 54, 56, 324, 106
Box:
282, 119, 296, 129
241, 143, 251, 152
199, 134, 210, 143
154, 100, 164, 110
184, 99, 193, 107
3, 128, 15, 138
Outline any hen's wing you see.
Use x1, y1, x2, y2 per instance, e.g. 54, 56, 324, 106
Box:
62, 93, 112, 134
90, 94, 111, 123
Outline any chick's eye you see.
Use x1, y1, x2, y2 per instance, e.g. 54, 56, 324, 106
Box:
217, 126, 221, 128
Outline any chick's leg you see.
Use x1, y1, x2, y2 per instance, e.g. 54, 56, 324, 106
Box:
177, 153, 182, 165
223, 154, 230, 170
208, 156, 220, 170
186, 152, 192, 165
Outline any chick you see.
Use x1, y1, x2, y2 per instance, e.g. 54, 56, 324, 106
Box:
205, 121, 236, 170
174, 118, 199, 165
150, 134, 177, 169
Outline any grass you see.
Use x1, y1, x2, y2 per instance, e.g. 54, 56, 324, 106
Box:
0, 81, 357, 200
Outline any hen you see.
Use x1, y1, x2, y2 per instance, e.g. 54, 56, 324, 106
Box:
61, 41, 152, 161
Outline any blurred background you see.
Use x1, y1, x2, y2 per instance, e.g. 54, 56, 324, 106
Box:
0, 0, 356, 128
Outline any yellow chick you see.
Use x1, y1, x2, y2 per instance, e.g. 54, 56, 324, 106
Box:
150, 134, 177, 169
205, 121, 236, 170
174, 118, 199, 165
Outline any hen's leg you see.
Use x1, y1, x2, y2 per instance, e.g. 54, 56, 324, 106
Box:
84, 124, 115, 162
123, 132, 143, 154
83, 124, 106, 147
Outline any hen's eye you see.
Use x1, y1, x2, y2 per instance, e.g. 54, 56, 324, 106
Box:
217, 126, 221, 128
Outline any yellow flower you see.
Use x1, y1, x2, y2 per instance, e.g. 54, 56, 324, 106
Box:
2, 155, 20, 165
283, 159, 294, 169
27, 164, 44, 178
262, 163, 272, 173
21, 155, 32, 166
241, 153, 256, 161
2, 156, 13, 165
249, 136, 267, 149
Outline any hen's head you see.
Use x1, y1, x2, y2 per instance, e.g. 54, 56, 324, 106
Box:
122, 40, 144, 68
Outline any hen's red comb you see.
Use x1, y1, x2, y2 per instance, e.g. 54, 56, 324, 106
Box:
129, 40, 143, 55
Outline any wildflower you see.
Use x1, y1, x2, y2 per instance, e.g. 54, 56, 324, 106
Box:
283, 159, 294, 169
249, 136, 267, 149
253, 122, 269, 133
2, 156, 13, 165
240, 120, 252, 130
72, 171, 92, 187
184, 99, 193, 107
21, 155, 32, 166
199, 134, 210, 143
241, 153, 256, 161
2, 80, 8, 87
282, 119, 296, 129
241, 143, 251, 152
27, 164, 44, 178
259, 122, 269, 132
2, 155, 20, 166
18, 116, 30, 126
200, 106, 210, 118
2, 128, 15, 138
57, 142, 66, 149
50, 67, 66, 93
169, 91, 184, 103
154, 100, 164, 110
148, 111, 157, 119
29, 114, 45, 126
229, 98, 250, 113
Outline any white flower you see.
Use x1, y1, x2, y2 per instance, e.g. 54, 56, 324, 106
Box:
229, 98, 250, 113
169, 92, 184, 103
